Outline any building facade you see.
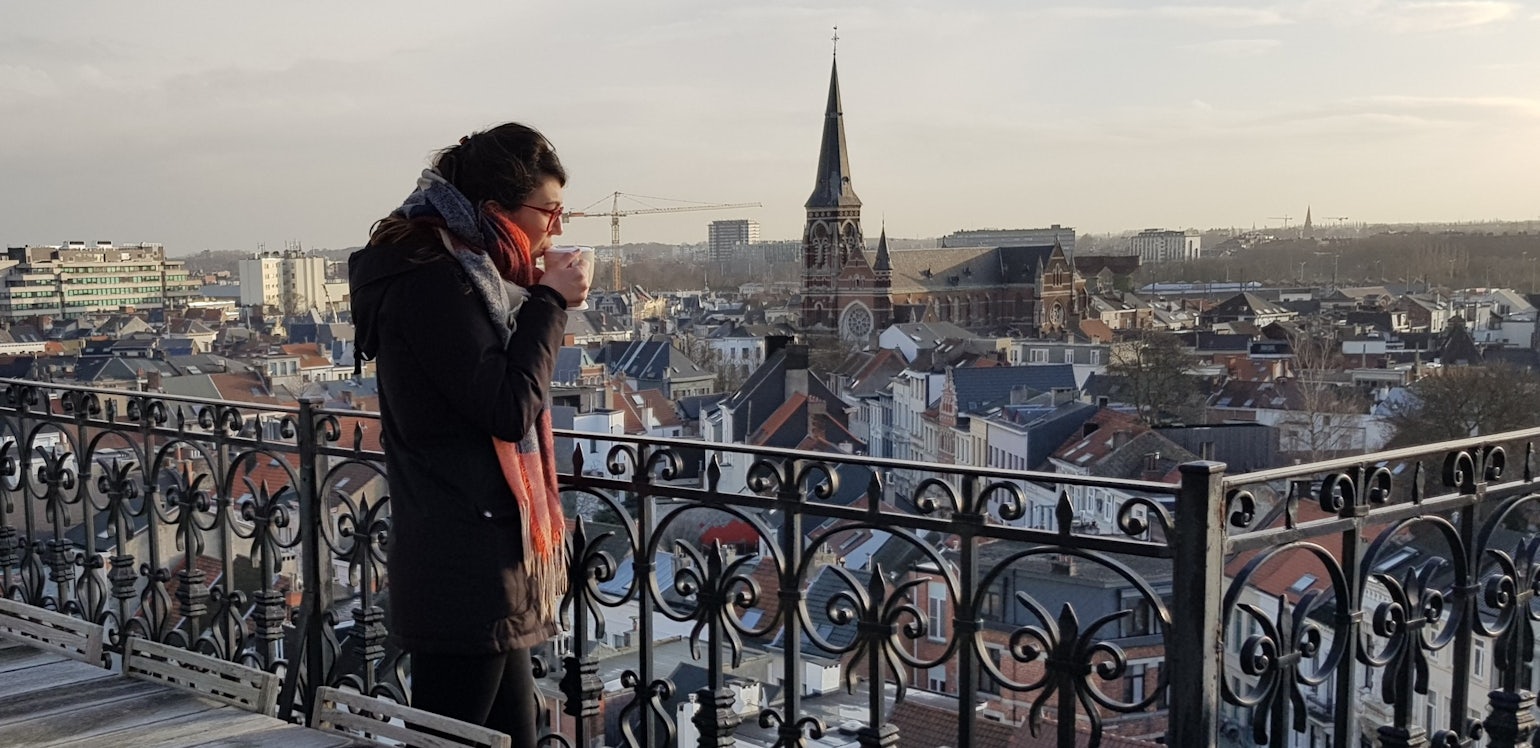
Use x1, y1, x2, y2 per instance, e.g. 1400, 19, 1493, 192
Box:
707, 219, 760, 263
0, 241, 199, 319
1130, 228, 1201, 265
239, 250, 327, 311
941, 225, 1077, 255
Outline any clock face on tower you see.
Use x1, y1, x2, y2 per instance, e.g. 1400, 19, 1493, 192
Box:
842, 305, 873, 338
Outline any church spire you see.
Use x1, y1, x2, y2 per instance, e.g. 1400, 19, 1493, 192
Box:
806, 48, 861, 209
874, 224, 891, 272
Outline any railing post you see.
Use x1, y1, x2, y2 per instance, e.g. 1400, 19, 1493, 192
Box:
1169, 460, 1226, 746
295, 396, 329, 720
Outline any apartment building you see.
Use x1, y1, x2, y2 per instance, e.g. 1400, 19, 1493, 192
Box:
238, 249, 327, 311
0, 241, 200, 319
1130, 228, 1201, 264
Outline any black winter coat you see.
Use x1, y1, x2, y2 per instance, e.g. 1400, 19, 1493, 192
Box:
349, 231, 568, 654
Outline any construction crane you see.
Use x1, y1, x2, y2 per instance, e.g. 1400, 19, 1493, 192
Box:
1268, 215, 1293, 229
563, 192, 760, 290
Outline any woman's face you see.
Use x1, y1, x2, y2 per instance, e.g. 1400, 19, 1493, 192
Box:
511, 176, 565, 258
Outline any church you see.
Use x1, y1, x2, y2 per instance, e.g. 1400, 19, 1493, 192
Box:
797, 53, 1087, 341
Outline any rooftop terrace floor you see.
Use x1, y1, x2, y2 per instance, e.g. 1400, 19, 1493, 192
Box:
0, 640, 365, 748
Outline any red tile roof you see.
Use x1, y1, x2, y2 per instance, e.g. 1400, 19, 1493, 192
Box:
1050, 408, 1147, 465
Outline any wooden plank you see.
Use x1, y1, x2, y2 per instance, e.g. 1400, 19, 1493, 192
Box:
0, 645, 67, 673
0, 598, 105, 665
44, 706, 284, 748
310, 687, 511, 748
124, 637, 280, 716
182, 723, 367, 747
0, 674, 150, 727
0, 686, 222, 746
0, 658, 117, 701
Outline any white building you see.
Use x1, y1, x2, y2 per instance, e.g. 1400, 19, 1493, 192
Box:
941, 225, 1077, 255
0, 241, 199, 319
1130, 229, 1201, 265
239, 250, 328, 311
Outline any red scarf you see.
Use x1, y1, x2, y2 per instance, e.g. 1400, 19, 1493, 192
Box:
480, 205, 567, 626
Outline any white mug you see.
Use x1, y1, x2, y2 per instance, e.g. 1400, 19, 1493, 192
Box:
543, 245, 594, 311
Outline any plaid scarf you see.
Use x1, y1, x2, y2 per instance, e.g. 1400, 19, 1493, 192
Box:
391, 169, 567, 625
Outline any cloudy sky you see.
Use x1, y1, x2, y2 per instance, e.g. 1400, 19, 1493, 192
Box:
3, 1, 1537, 255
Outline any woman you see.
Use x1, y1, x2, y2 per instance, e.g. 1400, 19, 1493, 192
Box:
348, 123, 588, 743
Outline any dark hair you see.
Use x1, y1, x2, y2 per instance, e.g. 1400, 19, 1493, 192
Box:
370, 122, 566, 244
434, 123, 566, 209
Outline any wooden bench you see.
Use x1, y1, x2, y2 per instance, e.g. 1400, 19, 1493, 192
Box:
0, 596, 105, 666
122, 635, 280, 716
310, 686, 512, 748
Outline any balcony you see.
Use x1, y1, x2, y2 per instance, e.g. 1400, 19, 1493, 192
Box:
1, 377, 1538, 747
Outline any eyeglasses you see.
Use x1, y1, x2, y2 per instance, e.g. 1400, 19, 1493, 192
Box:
520, 203, 564, 233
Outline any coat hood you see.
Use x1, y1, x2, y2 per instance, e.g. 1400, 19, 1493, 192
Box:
349, 240, 432, 372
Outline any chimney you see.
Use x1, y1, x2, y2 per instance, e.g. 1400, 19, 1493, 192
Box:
1051, 555, 1077, 576
341, 389, 353, 408
785, 343, 809, 397
145, 370, 163, 392
765, 334, 793, 360
807, 398, 825, 442
1051, 387, 1075, 406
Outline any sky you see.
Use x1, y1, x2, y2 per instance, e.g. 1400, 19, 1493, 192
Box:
2, 1, 1538, 255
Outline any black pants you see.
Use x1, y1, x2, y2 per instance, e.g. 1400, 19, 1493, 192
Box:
410, 648, 539, 746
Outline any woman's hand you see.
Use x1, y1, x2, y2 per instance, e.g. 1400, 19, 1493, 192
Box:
536, 259, 590, 307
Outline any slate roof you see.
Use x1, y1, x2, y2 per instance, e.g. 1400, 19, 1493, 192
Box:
885, 247, 1033, 295
748, 394, 864, 452
1073, 254, 1140, 276
717, 348, 842, 442
607, 339, 712, 382
1209, 292, 1294, 319
888, 321, 975, 349
676, 393, 726, 421
843, 348, 907, 398
951, 364, 1078, 413
553, 346, 592, 385
769, 565, 872, 658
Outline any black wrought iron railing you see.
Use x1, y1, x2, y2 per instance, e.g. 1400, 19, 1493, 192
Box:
1, 377, 1539, 747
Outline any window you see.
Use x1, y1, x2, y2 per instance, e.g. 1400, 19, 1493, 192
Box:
1064, 349, 1075, 363
1128, 663, 1146, 702
980, 646, 1004, 695
927, 665, 947, 693
928, 582, 947, 642
1029, 348, 1049, 363
1090, 350, 1101, 365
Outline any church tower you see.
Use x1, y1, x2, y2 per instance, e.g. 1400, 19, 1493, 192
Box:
800, 42, 891, 341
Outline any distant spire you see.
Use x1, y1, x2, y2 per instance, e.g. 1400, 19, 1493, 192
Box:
874, 224, 891, 272
806, 46, 861, 209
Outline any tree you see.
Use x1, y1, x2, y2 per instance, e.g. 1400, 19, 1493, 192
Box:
1105, 330, 1201, 425
1284, 321, 1373, 461
1384, 364, 1540, 447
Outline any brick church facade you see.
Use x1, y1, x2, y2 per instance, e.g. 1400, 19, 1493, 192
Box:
798, 55, 1087, 341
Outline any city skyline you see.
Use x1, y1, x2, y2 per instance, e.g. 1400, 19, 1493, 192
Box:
3, 1, 1538, 254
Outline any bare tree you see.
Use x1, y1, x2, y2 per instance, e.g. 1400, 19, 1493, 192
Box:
1284, 322, 1371, 461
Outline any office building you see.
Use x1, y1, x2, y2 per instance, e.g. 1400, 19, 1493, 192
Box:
0, 241, 199, 319
708, 220, 760, 263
